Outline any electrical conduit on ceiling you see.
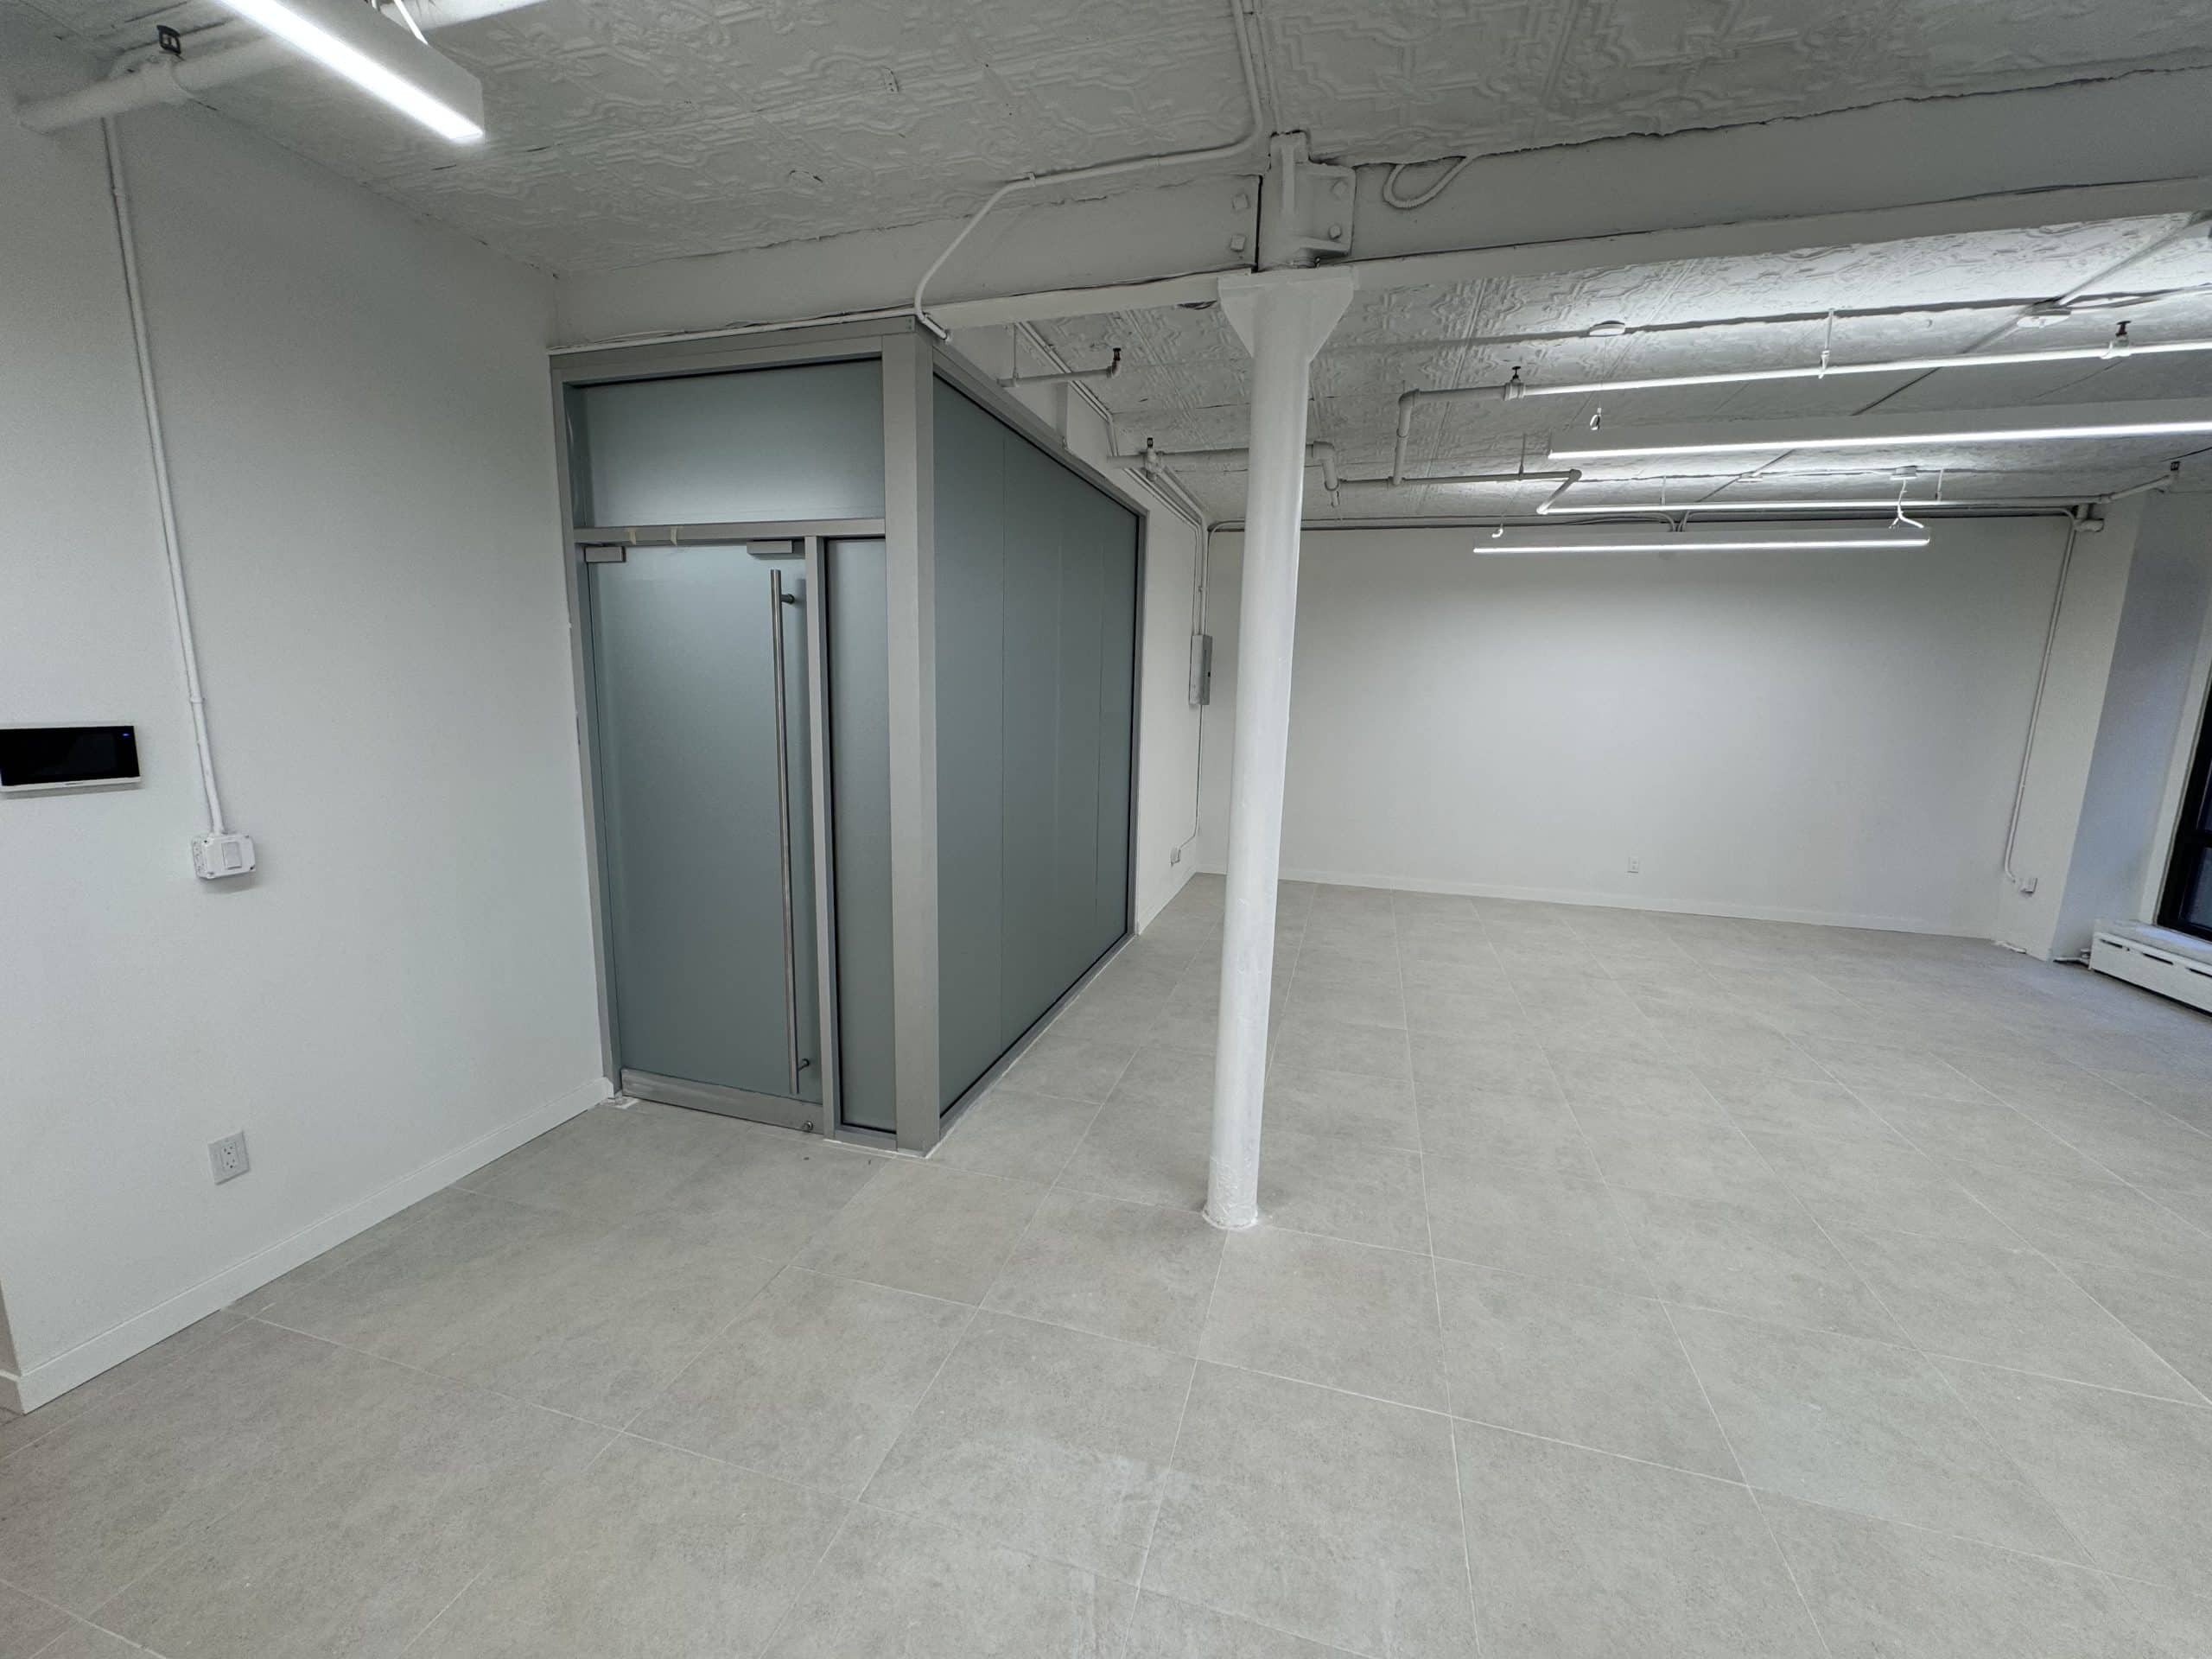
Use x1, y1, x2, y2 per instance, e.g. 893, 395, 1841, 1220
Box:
910, 0, 1270, 335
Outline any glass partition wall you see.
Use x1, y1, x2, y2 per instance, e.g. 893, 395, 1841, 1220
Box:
553, 326, 1144, 1153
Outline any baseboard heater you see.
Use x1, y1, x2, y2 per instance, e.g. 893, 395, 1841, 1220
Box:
2089, 922, 2212, 1016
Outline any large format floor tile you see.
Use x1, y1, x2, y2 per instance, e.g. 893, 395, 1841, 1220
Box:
861, 1311, 1191, 1580
1145, 1364, 1476, 1658
1667, 1307, 2082, 1557
1936, 1357, 2212, 1593
794, 1160, 1046, 1303
982, 1188, 1224, 1352
1827, 1224, 2199, 1398
14, 876, 2212, 1658
92, 1358, 612, 1659
1421, 1154, 1651, 1294
409, 1435, 846, 1657
1434, 1260, 1737, 1477
760, 1503, 1135, 1658
1200, 1227, 1446, 1409
629, 1269, 972, 1497
1457, 1423, 1825, 1659
1764, 1495, 2212, 1659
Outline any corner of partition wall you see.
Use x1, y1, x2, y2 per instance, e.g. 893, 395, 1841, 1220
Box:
880, 331, 945, 1155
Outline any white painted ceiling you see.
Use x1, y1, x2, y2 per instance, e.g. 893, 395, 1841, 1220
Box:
11, 0, 2212, 518
11, 0, 2212, 274
1034, 215, 2212, 521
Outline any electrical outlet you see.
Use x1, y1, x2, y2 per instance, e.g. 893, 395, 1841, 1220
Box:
1171, 846, 1183, 866
1626, 855, 1641, 874
208, 1130, 250, 1185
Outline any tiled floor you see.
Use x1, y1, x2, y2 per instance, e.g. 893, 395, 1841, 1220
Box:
7, 876, 2212, 1656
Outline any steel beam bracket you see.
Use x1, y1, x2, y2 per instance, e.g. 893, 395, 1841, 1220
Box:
1255, 132, 1356, 270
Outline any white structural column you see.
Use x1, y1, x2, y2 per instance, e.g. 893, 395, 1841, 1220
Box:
1205, 268, 1356, 1230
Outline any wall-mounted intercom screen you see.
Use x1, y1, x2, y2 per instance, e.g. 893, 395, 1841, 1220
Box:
0, 726, 141, 792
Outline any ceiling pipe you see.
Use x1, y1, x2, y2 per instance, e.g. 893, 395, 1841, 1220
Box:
910, 0, 1268, 336
999, 347, 1121, 390
1340, 466, 1577, 493
16, 0, 540, 134
1108, 439, 1343, 494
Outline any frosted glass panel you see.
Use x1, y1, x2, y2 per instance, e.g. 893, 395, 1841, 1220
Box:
827, 540, 898, 1134
589, 544, 820, 1102
934, 382, 1140, 1109
933, 391, 1008, 1107
573, 359, 884, 527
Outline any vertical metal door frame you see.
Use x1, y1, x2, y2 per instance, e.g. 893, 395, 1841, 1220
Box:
881, 332, 944, 1154
801, 535, 845, 1141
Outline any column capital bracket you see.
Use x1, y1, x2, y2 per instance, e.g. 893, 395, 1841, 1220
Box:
1215, 267, 1357, 360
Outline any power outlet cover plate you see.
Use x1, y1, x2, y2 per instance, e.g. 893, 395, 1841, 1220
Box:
209, 1130, 250, 1184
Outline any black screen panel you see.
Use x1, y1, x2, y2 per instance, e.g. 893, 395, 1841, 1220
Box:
0, 726, 140, 790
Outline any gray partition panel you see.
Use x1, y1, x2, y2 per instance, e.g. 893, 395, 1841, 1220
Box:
932, 380, 1140, 1109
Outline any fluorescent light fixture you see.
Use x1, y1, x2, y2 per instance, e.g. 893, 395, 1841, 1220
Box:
213, 0, 485, 141
1477, 522, 1932, 556
1550, 398, 2212, 461
1539, 496, 1940, 516
1515, 336, 2210, 400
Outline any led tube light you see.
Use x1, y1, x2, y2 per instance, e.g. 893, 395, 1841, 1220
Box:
1537, 496, 1940, 515
213, 0, 485, 141
1550, 398, 2212, 461
1512, 337, 2212, 399
1477, 523, 1932, 555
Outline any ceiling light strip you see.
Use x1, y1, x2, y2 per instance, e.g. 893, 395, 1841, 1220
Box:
1538, 497, 1941, 515
1514, 336, 2212, 400
1478, 524, 1932, 555
213, 0, 485, 141
1548, 398, 2212, 461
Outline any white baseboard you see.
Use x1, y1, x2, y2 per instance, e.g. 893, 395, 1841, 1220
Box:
1194, 863, 1974, 937
0, 1075, 613, 1415
1135, 855, 1201, 933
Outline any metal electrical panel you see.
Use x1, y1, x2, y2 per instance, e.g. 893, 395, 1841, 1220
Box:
1188, 632, 1214, 706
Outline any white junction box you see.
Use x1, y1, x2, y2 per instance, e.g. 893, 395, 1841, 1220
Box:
2088, 923, 2212, 1017
192, 831, 257, 880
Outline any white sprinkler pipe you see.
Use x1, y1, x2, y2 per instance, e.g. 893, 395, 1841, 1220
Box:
1205, 269, 1355, 1230
17, 0, 541, 133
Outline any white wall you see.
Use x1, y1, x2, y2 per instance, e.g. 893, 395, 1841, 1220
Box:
2055, 494, 2212, 950
1197, 519, 2072, 934
943, 327, 1205, 931
0, 51, 604, 1407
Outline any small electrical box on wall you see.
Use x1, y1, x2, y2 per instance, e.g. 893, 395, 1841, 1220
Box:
0, 725, 141, 793
193, 832, 257, 880
1188, 632, 1214, 706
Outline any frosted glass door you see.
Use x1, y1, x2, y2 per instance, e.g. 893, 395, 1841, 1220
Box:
588, 543, 823, 1121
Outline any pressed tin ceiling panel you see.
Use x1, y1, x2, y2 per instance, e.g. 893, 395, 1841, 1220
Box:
10, 0, 2212, 517
10, 0, 2212, 272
